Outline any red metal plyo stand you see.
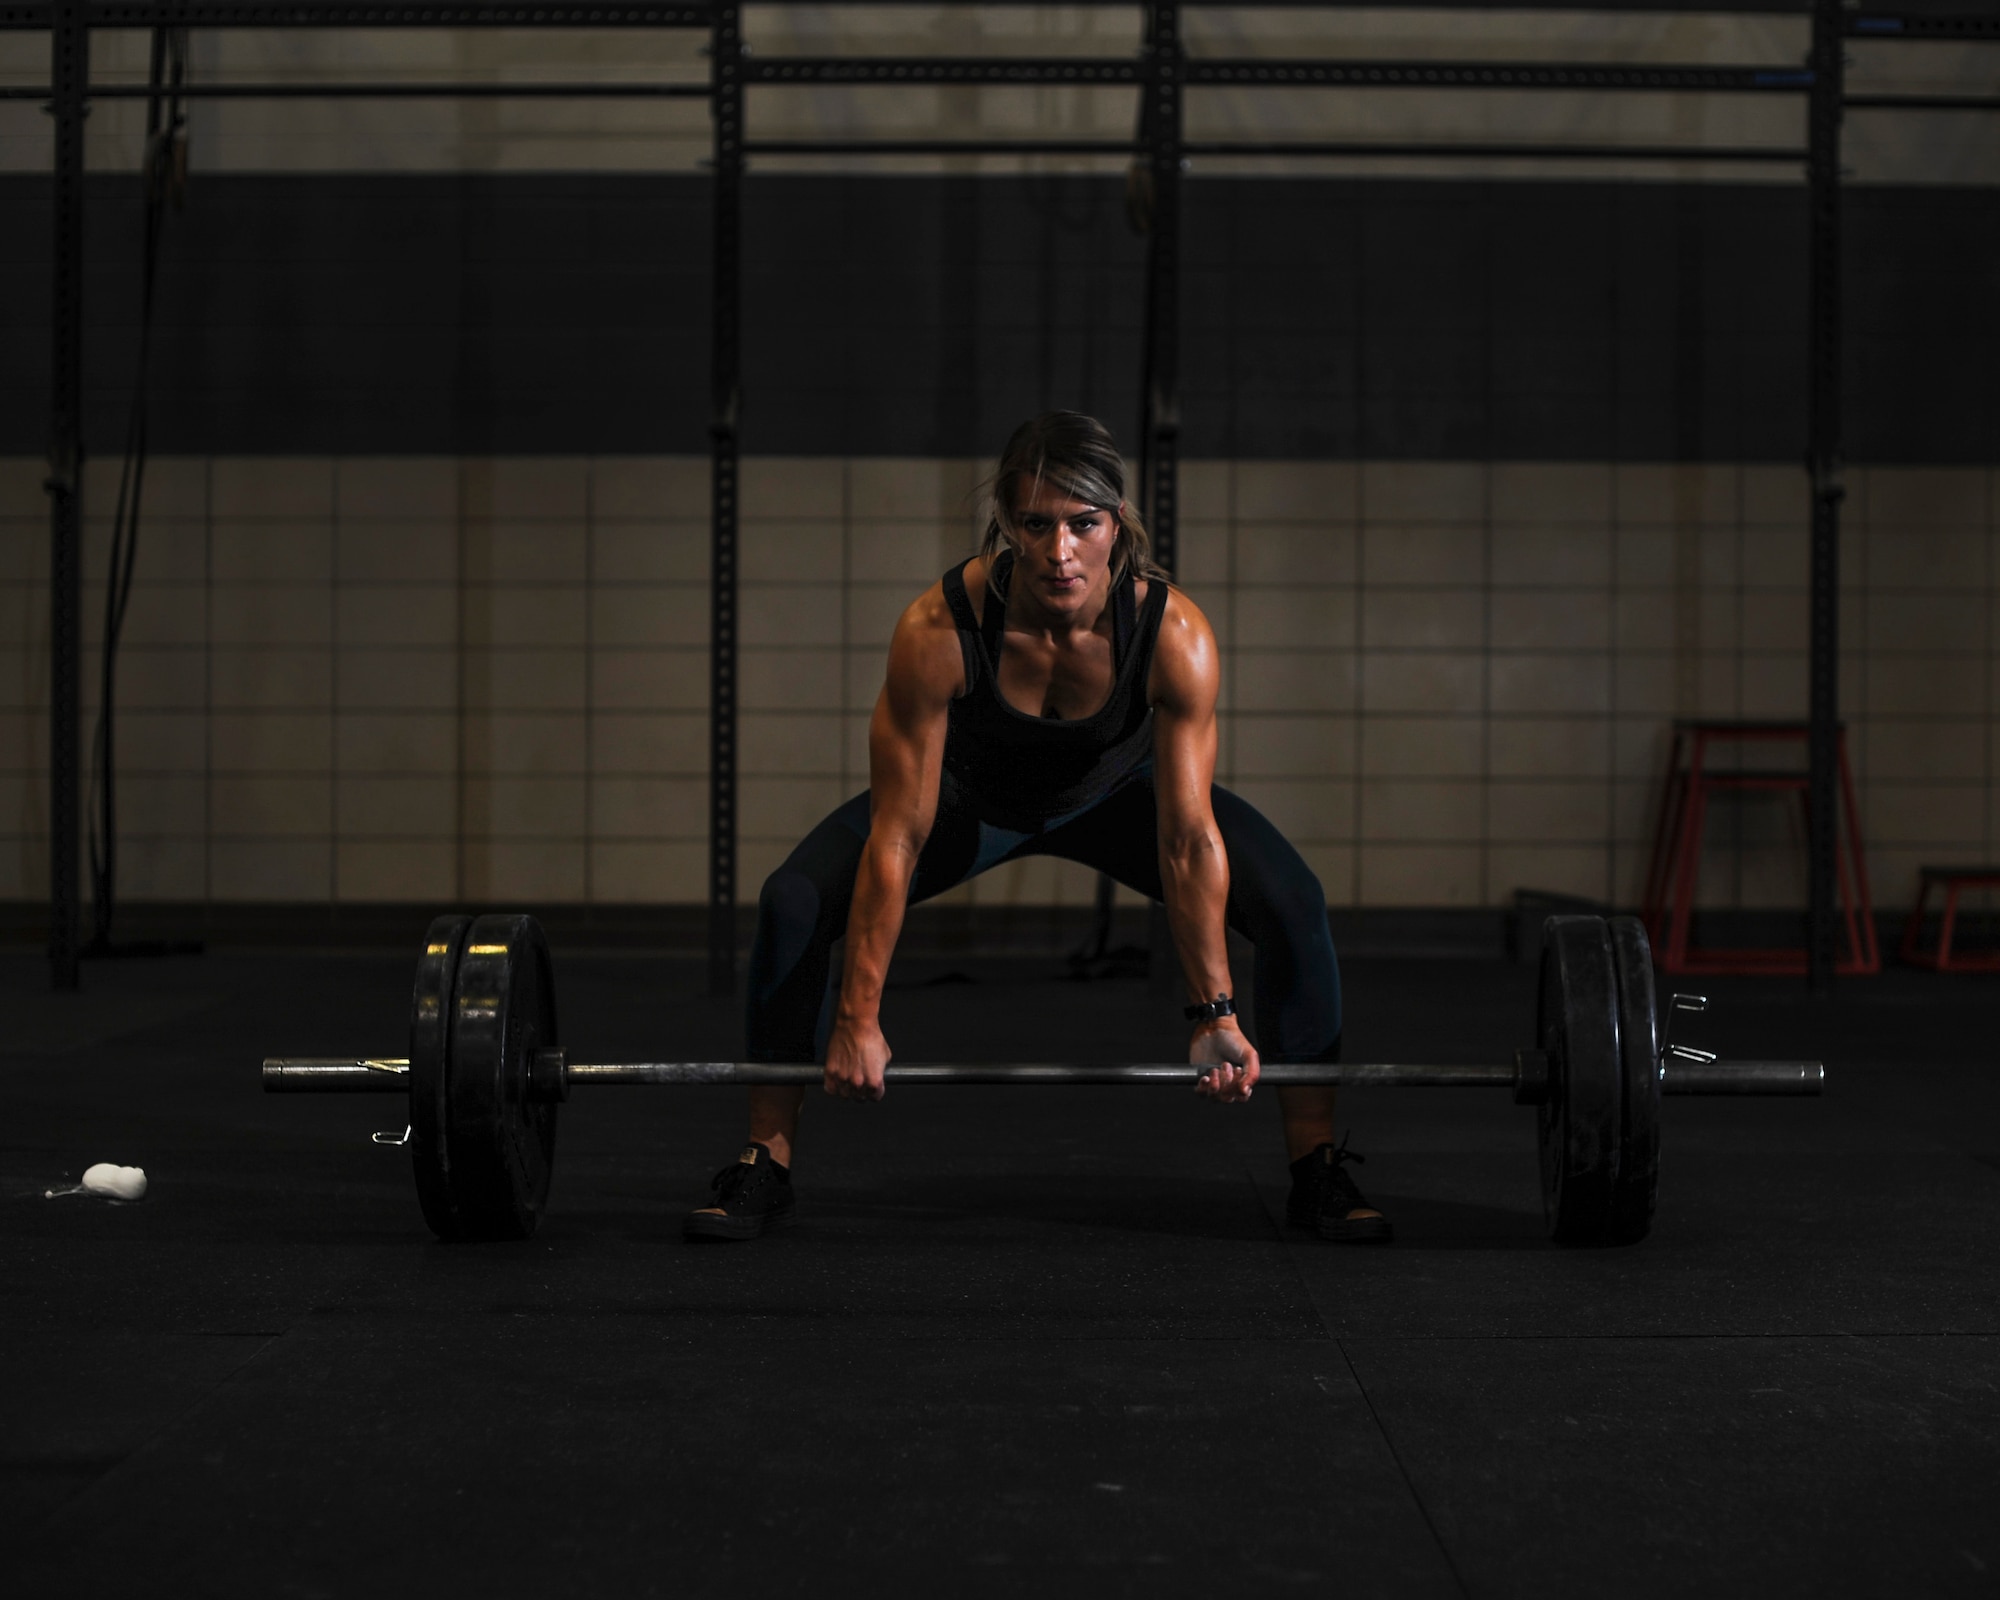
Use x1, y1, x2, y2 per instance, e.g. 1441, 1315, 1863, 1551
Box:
1901, 867, 2000, 972
1641, 720, 1880, 976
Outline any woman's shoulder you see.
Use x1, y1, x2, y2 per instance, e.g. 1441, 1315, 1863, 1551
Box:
1138, 575, 1195, 624
958, 553, 989, 618
886, 577, 974, 700
957, 552, 1020, 631
1148, 582, 1213, 666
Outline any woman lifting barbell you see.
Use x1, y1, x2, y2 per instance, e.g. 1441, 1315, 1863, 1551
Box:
686, 411, 1390, 1245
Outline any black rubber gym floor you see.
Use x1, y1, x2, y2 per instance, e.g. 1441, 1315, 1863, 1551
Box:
5, 942, 1998, 1598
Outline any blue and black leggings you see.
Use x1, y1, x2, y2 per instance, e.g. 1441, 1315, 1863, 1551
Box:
747, 768, 1343, 1065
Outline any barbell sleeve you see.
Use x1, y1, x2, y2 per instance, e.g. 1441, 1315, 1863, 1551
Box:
1659, 1059, 1824, 1095
261, 1055, 1824, 1094
262, 1059, 411, 1091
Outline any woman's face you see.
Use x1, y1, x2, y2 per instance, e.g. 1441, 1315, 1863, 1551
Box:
1006, 473, 1121, 621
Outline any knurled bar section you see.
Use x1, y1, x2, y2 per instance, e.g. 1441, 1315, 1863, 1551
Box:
707, 0, 740, 998
48, 0, 84, 991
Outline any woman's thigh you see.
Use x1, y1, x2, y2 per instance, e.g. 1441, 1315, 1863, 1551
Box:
1031, 773, 1340, 1058
751, 780, 1019, 958
1026, 774, 1166, 898
1027, 772, 1317, 930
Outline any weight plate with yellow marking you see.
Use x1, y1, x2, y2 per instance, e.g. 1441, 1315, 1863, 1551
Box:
409, 914, 472, 1240
417, 912, 562, 1242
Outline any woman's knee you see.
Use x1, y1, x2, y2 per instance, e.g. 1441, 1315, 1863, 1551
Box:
1213, 790, 1324, 930
1236, 861, 1330, 953
751, 867, 835, 993
1242, 872, 1342, 1060
754, 803, 868, 953
757, 867, 820, 936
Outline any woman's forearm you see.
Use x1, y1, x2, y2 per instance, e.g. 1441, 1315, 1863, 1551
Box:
1160, 829, 1235, 1005
837, 834, 921, 1026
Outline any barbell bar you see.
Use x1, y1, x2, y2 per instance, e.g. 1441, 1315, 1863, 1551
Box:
263, 1057, 1822, 1093
262, 911, 1823, 1248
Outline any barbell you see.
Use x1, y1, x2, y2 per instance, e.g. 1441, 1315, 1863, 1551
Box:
263, 911, 1822, 1247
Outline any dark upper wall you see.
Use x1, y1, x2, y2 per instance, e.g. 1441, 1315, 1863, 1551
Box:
1, 174, 1993, 461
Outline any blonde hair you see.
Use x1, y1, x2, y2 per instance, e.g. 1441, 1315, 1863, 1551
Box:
978, 412, 1171, 590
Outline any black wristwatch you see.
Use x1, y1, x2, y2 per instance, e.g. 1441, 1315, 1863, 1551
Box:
1183, 994, 1236, 1024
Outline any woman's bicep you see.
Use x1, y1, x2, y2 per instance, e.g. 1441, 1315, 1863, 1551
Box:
1150, 597, 1223, 843
1152, 698, 1220, 847
867, 614, 957, 850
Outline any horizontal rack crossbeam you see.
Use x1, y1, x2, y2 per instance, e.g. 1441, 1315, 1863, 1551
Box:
1845, 94, 2000, 112
745, 57, 1138, 85
739, 57, 1816, 92
737, 137, 1808, 162
744, 138, 1134, 155
3, 4, 1994, 37
1186, 59, 1815, 92
1848, 13, 2000, 39
16, 0, 1932, 25
1183, 139, 1807, 162
0, 80, 710, 97
81, 2, 712, 26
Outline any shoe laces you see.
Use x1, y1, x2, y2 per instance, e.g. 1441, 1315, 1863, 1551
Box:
1316, 1136, 1370, 1204
710, 1161, 756, 1201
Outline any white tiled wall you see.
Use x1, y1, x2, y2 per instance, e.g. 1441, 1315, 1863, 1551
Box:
3, 456, 1994, 913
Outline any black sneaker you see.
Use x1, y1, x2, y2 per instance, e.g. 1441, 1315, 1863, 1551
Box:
1287, 1138, 1393, 1244
683, 1142, 795, 1241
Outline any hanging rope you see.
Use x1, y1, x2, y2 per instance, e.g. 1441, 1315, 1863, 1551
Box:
86, 25, 187, 953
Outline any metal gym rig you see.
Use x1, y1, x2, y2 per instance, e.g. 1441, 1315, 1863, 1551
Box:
16, 1, 1997, 995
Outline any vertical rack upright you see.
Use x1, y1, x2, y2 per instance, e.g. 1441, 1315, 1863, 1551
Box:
45, 0, 87, 990
1805, 0, 1845, 994
1138, 0, 1182, 579
708, 0, 744, 994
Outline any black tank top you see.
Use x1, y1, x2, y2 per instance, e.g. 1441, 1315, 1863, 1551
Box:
939, 548, 1170, 828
